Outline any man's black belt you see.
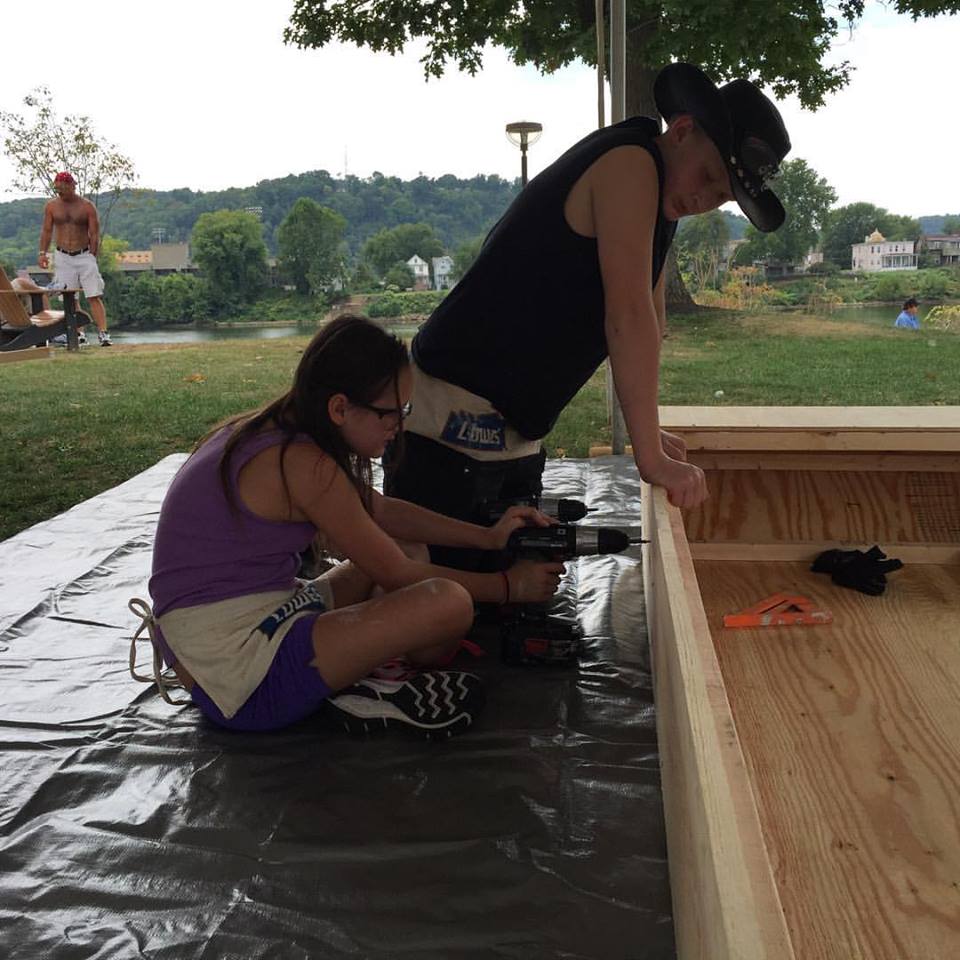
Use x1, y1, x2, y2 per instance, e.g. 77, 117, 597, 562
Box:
56, 246, 90, 256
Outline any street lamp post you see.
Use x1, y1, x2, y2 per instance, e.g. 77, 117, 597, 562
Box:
505, 121, 543, 187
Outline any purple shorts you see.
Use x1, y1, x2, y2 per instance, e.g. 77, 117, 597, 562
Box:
190, 614, 333, 732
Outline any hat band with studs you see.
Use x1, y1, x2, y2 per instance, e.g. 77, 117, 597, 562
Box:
729, 154, 779, 198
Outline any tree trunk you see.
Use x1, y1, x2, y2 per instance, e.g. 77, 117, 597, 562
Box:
624, 41, 696, 310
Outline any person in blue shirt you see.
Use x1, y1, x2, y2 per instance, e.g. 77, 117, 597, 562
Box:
894, 298, 920, 329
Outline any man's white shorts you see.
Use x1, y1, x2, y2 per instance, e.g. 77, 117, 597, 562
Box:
53, 250, 105, 298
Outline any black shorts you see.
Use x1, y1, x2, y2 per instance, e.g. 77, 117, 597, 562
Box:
384, 432, 546, 571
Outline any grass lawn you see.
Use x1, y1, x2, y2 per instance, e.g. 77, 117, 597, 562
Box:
3, 307, 958, 541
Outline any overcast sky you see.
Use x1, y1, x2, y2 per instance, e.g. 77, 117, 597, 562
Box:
1, 2, 957, 218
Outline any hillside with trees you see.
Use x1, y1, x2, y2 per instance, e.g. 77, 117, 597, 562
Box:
0, 169, 518, 271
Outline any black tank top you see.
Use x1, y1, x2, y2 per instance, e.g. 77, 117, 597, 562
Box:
412, 116, 677, 441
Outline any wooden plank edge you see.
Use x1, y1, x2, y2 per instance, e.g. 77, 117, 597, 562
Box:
664, 431, 960, 453
659, 406, 960, 432
642, 482, 795, 960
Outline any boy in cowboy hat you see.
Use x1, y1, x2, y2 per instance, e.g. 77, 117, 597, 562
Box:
385, 62, 791, 572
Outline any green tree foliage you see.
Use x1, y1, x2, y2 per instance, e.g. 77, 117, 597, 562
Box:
191, 210, 268, 312
348, 260, 380, 293
733, 159, 836, 266
367, 290, 446, 318
0, 171, 518, 269
942, 215, 960, 235
382, 261, 416, 290
108, 273, 211, 325
675, 211, 730, 290
362, 223, 443, 277
284, 1, 960, 114
277, 197, 347, 294
0, 87, 137, 237
451, 235, 484, 281
821, 203, 922, 268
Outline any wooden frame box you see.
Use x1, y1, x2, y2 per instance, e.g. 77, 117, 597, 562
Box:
642, 407, 960, 960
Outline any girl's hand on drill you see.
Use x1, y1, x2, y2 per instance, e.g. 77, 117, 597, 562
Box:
484, 505, 553, 551
644, 456, 708, 510
505, 559, 566, 603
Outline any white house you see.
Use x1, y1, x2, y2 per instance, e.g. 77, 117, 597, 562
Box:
851, 229, 917, 272
406, 254, 431, 290
432, 255, 455, 290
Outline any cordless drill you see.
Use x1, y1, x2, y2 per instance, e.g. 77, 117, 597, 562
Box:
500, 522, 641, 665
505, 523, 637, 560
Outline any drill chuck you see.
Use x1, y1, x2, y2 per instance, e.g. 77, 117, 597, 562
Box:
482, 496, 589, 523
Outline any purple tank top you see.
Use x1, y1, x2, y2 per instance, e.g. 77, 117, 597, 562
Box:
150, 427, 316, 618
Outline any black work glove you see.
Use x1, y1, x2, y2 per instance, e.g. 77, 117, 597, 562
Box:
811, 545, 903, 596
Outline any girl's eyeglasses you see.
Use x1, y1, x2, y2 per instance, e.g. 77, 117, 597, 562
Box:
355, 400, 413, 423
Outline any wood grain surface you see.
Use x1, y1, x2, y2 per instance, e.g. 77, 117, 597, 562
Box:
696, 559, 960, 960
683, 470, 960, 548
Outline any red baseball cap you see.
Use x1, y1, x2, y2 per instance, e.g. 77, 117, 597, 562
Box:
53, 172, 76, 185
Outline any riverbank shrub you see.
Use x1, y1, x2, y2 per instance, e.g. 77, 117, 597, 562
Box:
367, 290, 446, 318
763, 266, 960, 307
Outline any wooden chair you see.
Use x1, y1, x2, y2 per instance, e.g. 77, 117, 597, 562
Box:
0, 267, 89, 353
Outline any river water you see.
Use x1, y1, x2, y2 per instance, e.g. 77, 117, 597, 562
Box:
109, 321, 423, 345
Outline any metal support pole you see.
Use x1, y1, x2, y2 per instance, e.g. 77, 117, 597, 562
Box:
607, 0, 629, 454
521, 146, 529, 187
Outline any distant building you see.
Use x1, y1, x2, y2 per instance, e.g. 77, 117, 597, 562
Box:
406, 254, 431, 291
918, 234, 960, 267
115, 249, 153, 275
431, 255, 454, 290
802, 250, 824, 272
851, 229, 917, 272
116, 242, 195, 276
755, 260, 796, 280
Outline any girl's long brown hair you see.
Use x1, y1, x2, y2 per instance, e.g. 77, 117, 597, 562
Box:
195, 314, 408, 515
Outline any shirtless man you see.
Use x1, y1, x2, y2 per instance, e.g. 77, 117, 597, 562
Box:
37, 171, 111, 346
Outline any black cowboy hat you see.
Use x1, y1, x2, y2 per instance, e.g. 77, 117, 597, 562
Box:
653, 62, 791, 233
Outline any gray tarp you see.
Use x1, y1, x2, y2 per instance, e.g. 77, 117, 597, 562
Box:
0, 455, 674, 959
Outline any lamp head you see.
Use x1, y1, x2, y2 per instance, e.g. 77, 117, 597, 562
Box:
505, 121, 543, 149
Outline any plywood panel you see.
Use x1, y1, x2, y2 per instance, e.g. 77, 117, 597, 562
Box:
683, 470, 960, 548
696, 560, 960, 960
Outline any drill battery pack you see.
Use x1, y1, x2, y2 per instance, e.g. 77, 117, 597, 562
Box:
500, 610, 582, 666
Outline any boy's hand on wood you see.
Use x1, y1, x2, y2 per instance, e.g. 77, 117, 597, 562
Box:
644, 456, 708, 510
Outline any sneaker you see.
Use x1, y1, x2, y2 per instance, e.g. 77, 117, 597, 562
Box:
49, 331, 87, 347
44, 281, 68, 291
324, 670, 484, 739
98, 330, 112, 347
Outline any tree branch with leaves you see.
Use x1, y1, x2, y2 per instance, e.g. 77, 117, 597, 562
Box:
0, 86, 137, 238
